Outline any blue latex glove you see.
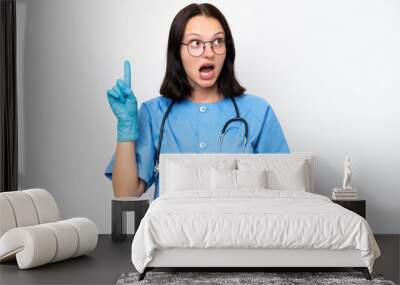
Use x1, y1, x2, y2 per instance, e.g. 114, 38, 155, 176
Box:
106, 60, 139, 142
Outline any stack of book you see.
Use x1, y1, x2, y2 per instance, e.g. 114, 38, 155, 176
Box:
332, 188, 358, 200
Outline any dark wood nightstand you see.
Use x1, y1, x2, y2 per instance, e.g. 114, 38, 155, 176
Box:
332, 199, 366, 219
111, 197, 149, 242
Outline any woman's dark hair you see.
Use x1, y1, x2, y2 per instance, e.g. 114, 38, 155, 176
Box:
159, 3, 245, 101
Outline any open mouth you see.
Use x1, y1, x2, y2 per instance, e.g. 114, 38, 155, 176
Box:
199, 63, 215, 73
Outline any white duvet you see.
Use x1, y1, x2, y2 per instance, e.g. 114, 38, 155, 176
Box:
131, 189, 381, 273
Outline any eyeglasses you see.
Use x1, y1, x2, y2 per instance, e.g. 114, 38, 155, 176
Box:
180, 38, 227, 57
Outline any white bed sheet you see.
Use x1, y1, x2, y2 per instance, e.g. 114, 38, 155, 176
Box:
131, 189, 381, 273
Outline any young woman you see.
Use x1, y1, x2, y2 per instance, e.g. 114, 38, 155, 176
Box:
105, 3, 290, 199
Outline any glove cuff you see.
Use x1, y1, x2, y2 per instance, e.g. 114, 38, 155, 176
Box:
117, 119, 139, 142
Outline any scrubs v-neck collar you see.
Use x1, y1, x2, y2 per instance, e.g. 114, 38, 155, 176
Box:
182, 95, 228, 109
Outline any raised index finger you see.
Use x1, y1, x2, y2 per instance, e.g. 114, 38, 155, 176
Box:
124, 60, 131, 88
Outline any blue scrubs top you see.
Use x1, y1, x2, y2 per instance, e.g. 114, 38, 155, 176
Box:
104, 93, 290, 199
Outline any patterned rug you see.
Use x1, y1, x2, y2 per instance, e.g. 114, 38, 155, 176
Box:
116, 271, 396, 285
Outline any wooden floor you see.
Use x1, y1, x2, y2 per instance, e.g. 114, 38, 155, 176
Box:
0, 234, 398, 285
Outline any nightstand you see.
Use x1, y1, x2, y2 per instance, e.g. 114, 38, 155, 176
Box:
111, 197, 149, 242
332, 199, 366, 219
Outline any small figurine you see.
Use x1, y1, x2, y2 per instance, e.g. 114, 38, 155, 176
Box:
342, 156, 353, 190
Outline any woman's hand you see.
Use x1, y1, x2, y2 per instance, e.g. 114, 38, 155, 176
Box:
106, 60, 139, 142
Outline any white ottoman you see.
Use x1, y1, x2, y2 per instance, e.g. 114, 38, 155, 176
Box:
0, 188, 98, 269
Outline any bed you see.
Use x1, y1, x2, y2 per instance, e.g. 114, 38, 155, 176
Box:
130, 153, 381, 281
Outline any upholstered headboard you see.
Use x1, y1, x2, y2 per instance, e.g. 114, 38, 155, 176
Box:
159, 153, 314, 196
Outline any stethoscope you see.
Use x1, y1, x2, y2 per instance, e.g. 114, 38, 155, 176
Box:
153, 96, 249, 177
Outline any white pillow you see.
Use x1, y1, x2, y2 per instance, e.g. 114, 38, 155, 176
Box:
266, 163, 307, 191
211, 168, 268, 190
237, 169, 267, 188
211, 168, 236, 190
237, 159, 309, 192
165, 160, 235, 192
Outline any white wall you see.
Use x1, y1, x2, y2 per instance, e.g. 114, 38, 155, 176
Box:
16, 0, 400, 234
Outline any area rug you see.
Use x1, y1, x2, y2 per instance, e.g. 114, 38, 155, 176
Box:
116, 271, 396, 285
